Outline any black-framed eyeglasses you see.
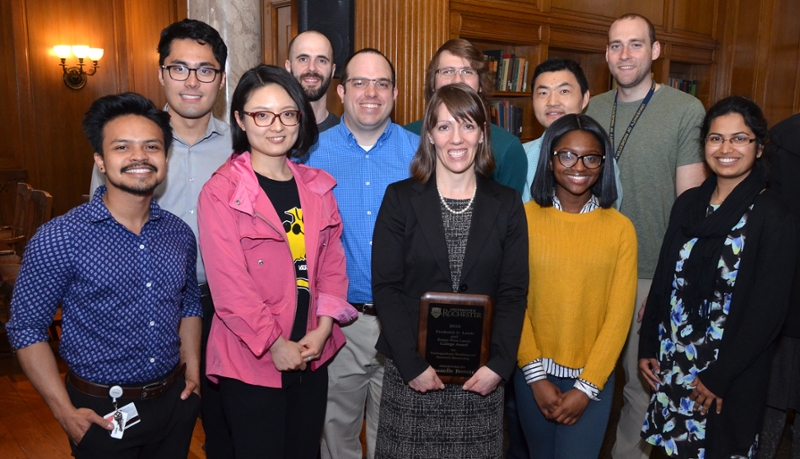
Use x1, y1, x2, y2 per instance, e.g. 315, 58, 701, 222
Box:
344, 78, 393, 91
241, 110, 302, 127
161, 65, 221, 83
553, 150, 605, 169
705, 135, 756, 147
435, 67, 478, 78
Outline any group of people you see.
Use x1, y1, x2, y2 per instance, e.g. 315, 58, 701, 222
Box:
5, 10, 800, 459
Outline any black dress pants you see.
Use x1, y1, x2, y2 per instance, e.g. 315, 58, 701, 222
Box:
66, 374, 200, 459
219, 363, 328, 459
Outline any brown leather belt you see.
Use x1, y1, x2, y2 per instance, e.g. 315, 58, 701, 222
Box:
66, 363, 186, 400
349, 302, 377, 316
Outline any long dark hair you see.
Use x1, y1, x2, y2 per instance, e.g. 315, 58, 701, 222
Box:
531, 114, 617, 208
230, 64, 318, 158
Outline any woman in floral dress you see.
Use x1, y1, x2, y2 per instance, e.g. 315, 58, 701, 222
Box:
638, 96, 798, 459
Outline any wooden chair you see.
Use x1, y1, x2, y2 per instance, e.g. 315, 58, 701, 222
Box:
0, 170, 29, 227
0, 189, 54, 337
0, 183, 33, 260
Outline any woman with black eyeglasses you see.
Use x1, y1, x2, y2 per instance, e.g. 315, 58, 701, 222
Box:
639, 96, 797, 458
515, 114, 637, 458
197, 65, 356, 458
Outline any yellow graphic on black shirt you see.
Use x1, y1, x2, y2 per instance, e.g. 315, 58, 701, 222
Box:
283, 207, 309, 290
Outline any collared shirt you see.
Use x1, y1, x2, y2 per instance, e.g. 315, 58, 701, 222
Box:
304, 118, 419, 303
7, 186, 202, 385
522, 134, 624, 209
90, 115, 232, 283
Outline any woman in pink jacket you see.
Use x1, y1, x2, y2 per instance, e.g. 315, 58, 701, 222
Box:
198, 64, 356, 458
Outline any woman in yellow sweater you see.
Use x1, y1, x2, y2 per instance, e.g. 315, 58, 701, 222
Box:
515, 114, 637, 458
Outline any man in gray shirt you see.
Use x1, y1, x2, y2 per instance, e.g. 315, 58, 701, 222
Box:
585, 14, 706, 459
89, 19, 233, 459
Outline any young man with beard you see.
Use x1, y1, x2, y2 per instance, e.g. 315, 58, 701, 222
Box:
7, 92, 202, 458
89, 19, 234, 458
584, 14, 706, 459
286, 30, 339, 132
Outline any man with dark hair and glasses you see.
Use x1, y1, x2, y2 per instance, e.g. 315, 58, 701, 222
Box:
8, 92, 202, 458
89, 18, 234, 459
304, 48, 419, 459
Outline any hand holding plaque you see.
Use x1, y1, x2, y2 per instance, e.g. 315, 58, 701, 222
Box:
417, 292, 493, 384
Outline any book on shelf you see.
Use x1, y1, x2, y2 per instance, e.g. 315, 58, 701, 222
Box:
489, 100, 523, 138
483, 50, 528, 93
668, 77, 699, 97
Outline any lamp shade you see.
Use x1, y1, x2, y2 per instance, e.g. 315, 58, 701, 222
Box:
87, 48, 104, 61
71, 45, 89, 59
53, 45, 72, 59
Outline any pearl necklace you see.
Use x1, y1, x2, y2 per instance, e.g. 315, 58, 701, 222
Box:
438, 185, 477, 215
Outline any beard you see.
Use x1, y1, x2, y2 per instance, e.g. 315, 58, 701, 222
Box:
106, 162, 162, 196
300, 71, 333, 101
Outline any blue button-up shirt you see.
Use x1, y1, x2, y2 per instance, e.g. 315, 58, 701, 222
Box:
7, 186, 202, 384
90, 115, 232, 283
305, 119, 419, 303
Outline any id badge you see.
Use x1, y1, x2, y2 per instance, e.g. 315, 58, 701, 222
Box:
102, 402, 140, 439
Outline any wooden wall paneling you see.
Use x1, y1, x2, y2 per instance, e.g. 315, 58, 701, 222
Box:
550, 0, 664, 26
8, 0, 37, 186
726, 0, 766, 100
355, 0, 449, 124
761, 0, 800, 123
21, 0, 124, 216
671, 0, 717, 40
0, 0, 25, 171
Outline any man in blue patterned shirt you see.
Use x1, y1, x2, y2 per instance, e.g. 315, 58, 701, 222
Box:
306, 48, 419, 459
7, 92, 202, 458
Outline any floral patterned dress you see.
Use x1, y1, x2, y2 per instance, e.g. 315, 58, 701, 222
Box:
642, 205, 756, 459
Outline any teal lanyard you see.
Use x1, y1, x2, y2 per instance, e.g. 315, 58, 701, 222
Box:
609, 80, 656, 162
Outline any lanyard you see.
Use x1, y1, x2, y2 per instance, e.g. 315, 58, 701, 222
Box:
609, 80, 656, 162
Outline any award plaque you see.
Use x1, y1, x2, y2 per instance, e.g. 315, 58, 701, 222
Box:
417, 292, 493, 384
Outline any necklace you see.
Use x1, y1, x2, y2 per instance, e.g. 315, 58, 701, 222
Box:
438, 184, 477, 215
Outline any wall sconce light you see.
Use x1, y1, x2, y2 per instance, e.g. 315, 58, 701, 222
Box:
53, 45, 104, 90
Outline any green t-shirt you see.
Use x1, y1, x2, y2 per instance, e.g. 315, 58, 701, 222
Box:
585, 85, 705, 278
405, 120, 528, 196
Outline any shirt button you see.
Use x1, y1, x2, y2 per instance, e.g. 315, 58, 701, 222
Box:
366, 181, 370, 186
258, 260, 263, 265
365, 154, 369, 158
366, 211, 372, 215
149, 321, 155, 326
146, 282, 152, 288
149, 357, 155, 363
189, 209, 195, 214
369, 241, 372, 246
189, 177, 195, 182
139, 244, 145, 249
235, 200, 241, 205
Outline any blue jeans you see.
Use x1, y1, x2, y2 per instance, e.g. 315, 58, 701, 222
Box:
514, 368, 615, 459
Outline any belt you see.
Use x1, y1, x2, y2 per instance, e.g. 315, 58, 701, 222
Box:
349, 302, 377, 316
199, 283, 211, 298
67, 363, 186, 400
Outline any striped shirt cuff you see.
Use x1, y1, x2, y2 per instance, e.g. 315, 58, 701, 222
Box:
574, 378, 600, 401
521, 359, 547, 385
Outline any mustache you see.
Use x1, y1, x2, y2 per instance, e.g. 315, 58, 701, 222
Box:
121, 162, 158, 173
300, 71, 325, 80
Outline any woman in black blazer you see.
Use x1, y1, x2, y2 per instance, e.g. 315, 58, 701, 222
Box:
371, 83, 528, 458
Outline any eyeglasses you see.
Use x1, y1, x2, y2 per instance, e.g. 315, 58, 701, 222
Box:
435, 67, 478, 78
705, 135, 756, 147
161, 65, 221, 83
553, 150, 605, 169
344, 78, 393, 91
241, 110, 302, 127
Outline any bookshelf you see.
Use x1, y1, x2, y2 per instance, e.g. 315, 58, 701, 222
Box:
450, 1, 721, 141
